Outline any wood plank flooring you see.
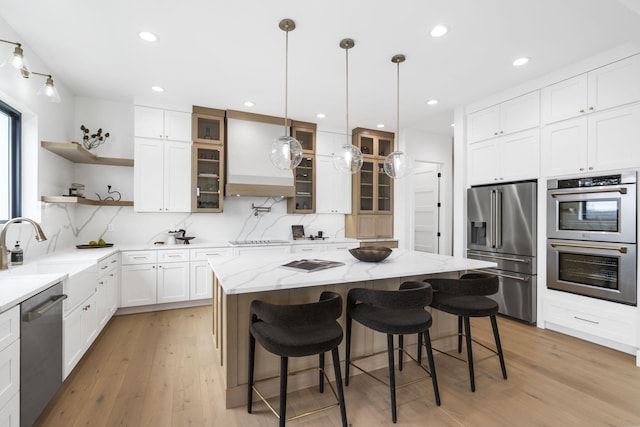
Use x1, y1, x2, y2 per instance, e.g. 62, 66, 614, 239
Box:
36, 306, 640, 426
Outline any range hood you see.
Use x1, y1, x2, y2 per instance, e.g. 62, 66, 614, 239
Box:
225, 114, 295, 197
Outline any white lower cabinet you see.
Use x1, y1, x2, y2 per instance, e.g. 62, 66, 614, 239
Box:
120, 249, 190, 307
0, 306, 19, 424
190, 261, 213, 300
63, 293, 98, 379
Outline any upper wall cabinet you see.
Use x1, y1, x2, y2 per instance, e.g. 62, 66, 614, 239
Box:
192, 106, 225, 145
134, 106, 191, 142
466, 91, 540, 143
542, 54, 640, 124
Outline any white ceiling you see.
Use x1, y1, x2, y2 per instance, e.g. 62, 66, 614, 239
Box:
2, 0, 640, 136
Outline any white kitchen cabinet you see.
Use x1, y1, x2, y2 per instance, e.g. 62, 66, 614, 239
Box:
135, 105, 191, 142
316, 155, 351, 214
542, 103, 640, 176
233, 246, 291, 256
121, 249, 190, 307
542, 54, 640, 124
323, 241, 360, 251
134, 138, 192, 212
96, 253, 118, 328
467, 91, 540, 143
0, 306, 19, 418
468, 129, 540, 185
189, 247, 233, 300
63, 292, 98, 379
291, 244, 324, 254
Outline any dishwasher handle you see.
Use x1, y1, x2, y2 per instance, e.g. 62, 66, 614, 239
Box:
25, 294, 68, 322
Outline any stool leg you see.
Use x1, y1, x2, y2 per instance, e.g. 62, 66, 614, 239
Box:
331, 348, 348, 427
387, 334, 397, 423
345, 315, 352, 386
491, 315, 508, 380
463, 317, 476, 392
398, 335, 403, 371
457, 315, 463, 353
247, 332, 255, 413
279, 356, 288, 427
319, 352, 325, 393
417, 332, 423, 364
424, 330, 441, 406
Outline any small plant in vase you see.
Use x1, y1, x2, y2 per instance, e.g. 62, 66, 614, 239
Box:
80, 125, 110, 150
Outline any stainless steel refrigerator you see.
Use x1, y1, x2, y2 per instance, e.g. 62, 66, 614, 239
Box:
466, 181, 537, 323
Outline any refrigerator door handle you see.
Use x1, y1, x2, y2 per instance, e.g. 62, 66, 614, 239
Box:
470, 269, 530, 282
490, 190, 496, 248
496, 190, 503, 249
467, 251, 529, 264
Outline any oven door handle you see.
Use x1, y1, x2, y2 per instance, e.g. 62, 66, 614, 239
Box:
467, 251, 529, 263
25, 294, 68, 322
549, 188, 627, 197
549, 242, 628, 253
469, 269, 529, 282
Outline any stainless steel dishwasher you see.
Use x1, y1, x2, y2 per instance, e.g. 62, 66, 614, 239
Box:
20, 282, 67, 427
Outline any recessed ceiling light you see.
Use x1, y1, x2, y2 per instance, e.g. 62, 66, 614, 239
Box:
376, 124, 385, 128
430, 25, 448, 38
139, 31, 158, 42
316, 113, 326, 119
151, 86, 164, 92
451, 123, 455, 127
427, 99, 439, 105
512, 57, 530, 67
244, 101, 255, 107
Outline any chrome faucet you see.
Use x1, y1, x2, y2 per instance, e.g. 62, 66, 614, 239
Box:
0, 217, 47, 270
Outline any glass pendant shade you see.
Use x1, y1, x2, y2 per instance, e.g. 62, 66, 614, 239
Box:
36, 76, 61, 103
270, 135, 303, 170
384, 151, 414, 179
333, 144, 363, 174
1, 45, 30, 77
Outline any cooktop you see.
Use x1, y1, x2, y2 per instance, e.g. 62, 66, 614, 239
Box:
229, 240, 289, 245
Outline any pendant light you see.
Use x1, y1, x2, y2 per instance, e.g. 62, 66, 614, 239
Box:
33, 72, 61, 103
384, 54, 414, 179
332, 38, 363, 174
0, 39, 30, 77
270, 18, 303, 170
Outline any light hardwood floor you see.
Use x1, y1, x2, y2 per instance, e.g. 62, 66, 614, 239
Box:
36, 306, 640, 426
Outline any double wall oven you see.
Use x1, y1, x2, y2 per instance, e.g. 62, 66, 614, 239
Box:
546, 172, 637, 305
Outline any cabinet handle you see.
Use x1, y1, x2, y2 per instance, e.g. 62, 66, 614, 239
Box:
579, 167, 584, 171
159, 134, 163, 138
494, 132, 498, 135
159, 265, 163, 268
152, 265, 156, 269
101, 265, 108, 270
579, 109, 585, 113
98, 281, 104, 285
111, 260, 117, 264
499, 130, 503, 134
574, 316, 599, 325
109, 273, 114, 277
589, 107, 594, 111
588, 166, 593, 170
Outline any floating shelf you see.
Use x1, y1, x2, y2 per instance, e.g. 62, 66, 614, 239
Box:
41, 141, 134, 167
41, 196, 133, 206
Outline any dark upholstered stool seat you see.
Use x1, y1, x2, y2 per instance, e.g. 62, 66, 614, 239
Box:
248, 292, 348, 427
425, 273, 507, 392
345, 282, 440, 424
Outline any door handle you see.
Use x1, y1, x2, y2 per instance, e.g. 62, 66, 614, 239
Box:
25, 294, 68, 322
470, 269, 529, 282
550, 242, 628, 253
467, 252, 528, 263
549, 188, 627, 197
495, 190, 502, 249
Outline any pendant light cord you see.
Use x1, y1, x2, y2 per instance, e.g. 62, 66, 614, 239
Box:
284, 27, 289, 134
396, 60, 400, 150
346, 46, 350, 144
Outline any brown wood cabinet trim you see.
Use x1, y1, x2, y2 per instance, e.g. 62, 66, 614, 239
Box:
226, 110, 291, 126
225, 183, 295, 198
193, 105, 226, 117
290, 120, 317, 130
352, 127, 395, 139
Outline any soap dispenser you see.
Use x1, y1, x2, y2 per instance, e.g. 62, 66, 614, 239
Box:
11, 241, 23, 265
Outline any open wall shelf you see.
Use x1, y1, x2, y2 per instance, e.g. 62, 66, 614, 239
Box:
41, 141, 134, 167
41, 196, 133, 206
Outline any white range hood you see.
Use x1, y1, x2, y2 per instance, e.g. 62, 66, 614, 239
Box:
225, 115, 295, 197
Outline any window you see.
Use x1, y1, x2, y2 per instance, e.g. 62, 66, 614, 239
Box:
0, 99, 21, 223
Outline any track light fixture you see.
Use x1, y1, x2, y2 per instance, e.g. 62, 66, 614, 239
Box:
32, 72, 61, 103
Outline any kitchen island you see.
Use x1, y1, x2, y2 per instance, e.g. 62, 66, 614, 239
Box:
208, 248, 495, 408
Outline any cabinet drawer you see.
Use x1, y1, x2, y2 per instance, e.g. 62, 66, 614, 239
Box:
291, 245, 323, 254
0, 339, 19, 412
98, 253, 118, 274
190, 248, 233, 261
544, 295, 637, 346
0, 307, 19, 353
0, 390, 18, 427
158, 250, 189, 263
121, 251, 157, 265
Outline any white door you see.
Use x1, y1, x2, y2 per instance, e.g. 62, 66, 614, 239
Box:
413, 162, 440, 254
157, 262, 190, 303
163, 141, 192, 212
134, 138, 165, 212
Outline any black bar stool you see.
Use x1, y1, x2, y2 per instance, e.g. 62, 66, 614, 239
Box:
345, 281, 440, 424
425, 273, 507, 392
247, 291, 348, 427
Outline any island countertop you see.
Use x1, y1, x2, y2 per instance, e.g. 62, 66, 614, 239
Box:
208, 249, 496, 294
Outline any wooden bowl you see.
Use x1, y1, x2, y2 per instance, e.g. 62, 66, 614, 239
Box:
349, 246, 392, 262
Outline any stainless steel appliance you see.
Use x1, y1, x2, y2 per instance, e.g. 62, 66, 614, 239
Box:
547, 172, 637, 305
467, 181, 537, 323
20, 283, 67, 427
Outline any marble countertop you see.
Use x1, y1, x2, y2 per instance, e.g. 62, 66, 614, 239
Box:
208, 249, 497, 295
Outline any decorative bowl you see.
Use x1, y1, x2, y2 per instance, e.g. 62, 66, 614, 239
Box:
349, 246, 392, 262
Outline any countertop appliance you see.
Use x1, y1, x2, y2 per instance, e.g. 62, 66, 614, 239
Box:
467, 180, 537, 323
20, 282, 67, 427
546, 172, 637, 305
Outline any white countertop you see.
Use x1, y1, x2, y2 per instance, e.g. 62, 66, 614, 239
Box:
208, 249, 497, 295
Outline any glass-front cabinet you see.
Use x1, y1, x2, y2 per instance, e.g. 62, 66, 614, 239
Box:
192, 106, 225, 145
288, 121, 317, 214
346, 128, 395, 239
192, 144, 223, 212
